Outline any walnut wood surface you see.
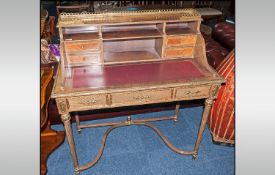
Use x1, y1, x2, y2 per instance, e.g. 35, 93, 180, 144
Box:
64, 33, 99, 41
166, 35, 197, 46
165, 27, 196, 35
41, 69, 53, 110
164, 47, 194, 58
64, 40, 100, 53
66, 52, 100, 64
41, 67, 65, 175
41, 128, 64, 175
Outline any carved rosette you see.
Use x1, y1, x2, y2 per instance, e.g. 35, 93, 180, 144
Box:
56, 98, 70, 114
61, 113, 71, 122
205, 99, 214, 107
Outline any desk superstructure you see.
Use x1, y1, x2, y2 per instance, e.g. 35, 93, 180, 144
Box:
52, 9, 225, 174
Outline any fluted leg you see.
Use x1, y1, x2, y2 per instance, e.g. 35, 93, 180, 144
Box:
75, 113, 81, 134
61, 113, 80, 174
174, 103, 180, 122
192, 98, 214, 159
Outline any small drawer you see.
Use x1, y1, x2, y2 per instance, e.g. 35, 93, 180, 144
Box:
166, 35, 197, 46
68, 94, 107, 110
111, 88, 172, 106
66, 53, 101, 64
175, 86, 211, 99
64, 40, 100, 53
164, 47, 194, 58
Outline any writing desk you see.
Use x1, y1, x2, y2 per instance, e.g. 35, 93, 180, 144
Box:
52, 9, 225, 174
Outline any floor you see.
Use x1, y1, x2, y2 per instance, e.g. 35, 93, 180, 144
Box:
47, 106, 234, 175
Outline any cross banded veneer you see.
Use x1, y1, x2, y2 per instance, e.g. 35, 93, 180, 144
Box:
52, 9, 225, 175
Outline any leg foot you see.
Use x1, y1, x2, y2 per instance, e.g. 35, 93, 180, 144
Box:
173, 116, 178, 125
75, 168, 80, 175
77, 129, 81, 134
192, 154, 198, 160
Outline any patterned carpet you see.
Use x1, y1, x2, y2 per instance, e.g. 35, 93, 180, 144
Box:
47, 106, 234, 175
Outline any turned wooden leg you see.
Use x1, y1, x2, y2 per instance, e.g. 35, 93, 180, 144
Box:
174, 103, 180, 122
61, 113, 80, 174
192, 98, 214, 159
75, 113, 81, 134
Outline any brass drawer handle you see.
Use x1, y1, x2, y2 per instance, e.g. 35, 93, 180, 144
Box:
87, 99, 97, 103
194, 90, 201, 94
185, 90, 201, 95
134, 95, 151, 100
185, 91, 191, 95
79, 98, 97, 105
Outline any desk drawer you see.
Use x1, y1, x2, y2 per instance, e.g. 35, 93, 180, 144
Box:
67, 94, 107, 110
111, 88, 172, 106
66, 53, 100, 64
175, 86, 211, 99
166, 35, 197, 46
64, 40, 100, 53
164, 47, 194, 58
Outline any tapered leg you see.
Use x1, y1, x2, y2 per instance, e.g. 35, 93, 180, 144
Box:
192, 98, 214, 159
61, 113, 80, 175
174, 103, 180, 122
75, 113, 81, 134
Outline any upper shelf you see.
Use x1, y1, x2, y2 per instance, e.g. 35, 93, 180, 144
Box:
102, 28, 162, 40
62, 21, 199, 41
166, 27, 197, 35
102, 23, 163, 40
63, 26, 99, 41
64, 33, 99, 41
165, 21, 198, 35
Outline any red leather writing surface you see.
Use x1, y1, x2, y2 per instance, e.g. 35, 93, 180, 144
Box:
63, 60, 206, 89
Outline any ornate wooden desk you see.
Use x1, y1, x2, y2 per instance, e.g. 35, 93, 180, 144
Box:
52, 9, 225, 174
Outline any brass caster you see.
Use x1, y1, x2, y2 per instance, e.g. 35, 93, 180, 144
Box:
192, 154, 198, 160
173, 116, 178, 123
75, 169, 80, 175
126, 116, 132, 125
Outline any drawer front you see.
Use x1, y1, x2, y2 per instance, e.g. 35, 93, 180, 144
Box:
175, 86, 211, 99
166, 35, 197, 46
64, 40, 100, 52
164, 47, 194, 58
68, 94, 107, 110
66, 53, 100, 64
111, 88, 172, 106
